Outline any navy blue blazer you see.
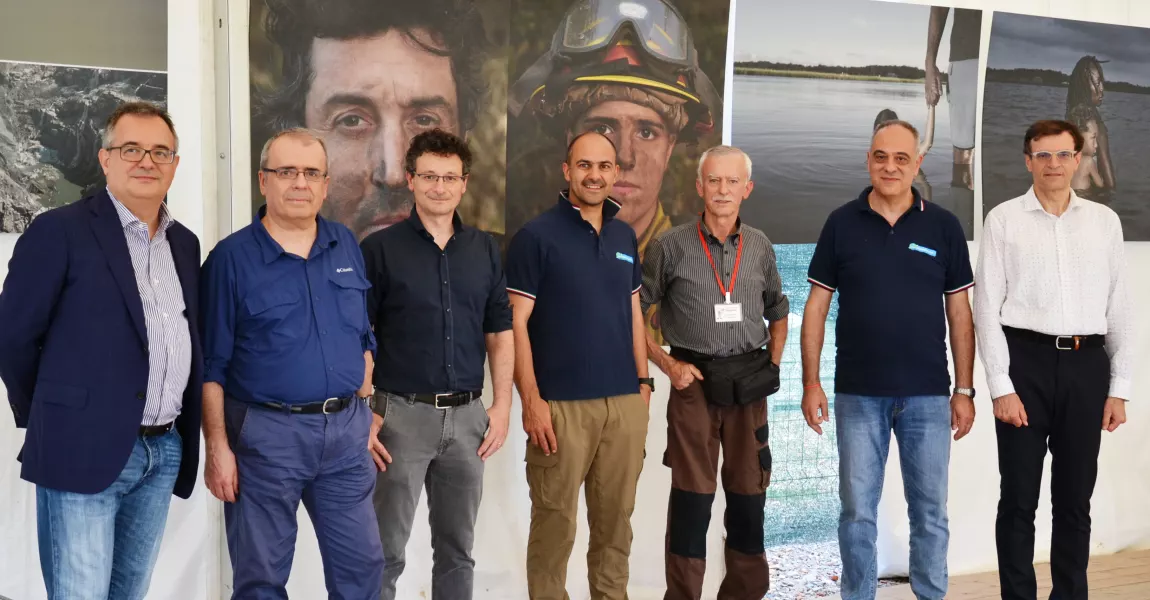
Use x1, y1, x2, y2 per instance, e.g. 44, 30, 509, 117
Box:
0, 191, 203, 498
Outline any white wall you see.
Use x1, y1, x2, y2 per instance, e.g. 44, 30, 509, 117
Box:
1, 0, 1149, 599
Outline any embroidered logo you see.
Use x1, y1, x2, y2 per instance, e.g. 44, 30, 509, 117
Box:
336, 267, 354, 273
908, 243, 937, 257
615, 252, 634, 264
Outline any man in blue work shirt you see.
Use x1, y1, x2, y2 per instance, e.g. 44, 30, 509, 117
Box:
505, 131, 651, 599
200, 129, 383, 599
800, 120, 976, 600
360, 129, 514, 600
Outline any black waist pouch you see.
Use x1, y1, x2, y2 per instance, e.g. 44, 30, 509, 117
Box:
671, 347, 781, 407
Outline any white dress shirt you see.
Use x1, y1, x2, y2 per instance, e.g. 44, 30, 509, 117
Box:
974, 187, 1133, 400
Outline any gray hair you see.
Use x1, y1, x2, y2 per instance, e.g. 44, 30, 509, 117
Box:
101, 101, 179, 152
872, 119, 920, 149
259, 128, 328, 170
697, 145, 753, 182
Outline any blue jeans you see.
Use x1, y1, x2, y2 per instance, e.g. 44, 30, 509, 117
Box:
36, 428, 182, 600
224, 397, 384, 600
835, 394, 951, 600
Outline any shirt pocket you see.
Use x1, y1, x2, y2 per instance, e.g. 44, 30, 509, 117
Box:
242, 287, 304, 349
329, 271, 371, 332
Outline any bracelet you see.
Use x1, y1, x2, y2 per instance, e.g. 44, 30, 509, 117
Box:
803, 382, 822, 389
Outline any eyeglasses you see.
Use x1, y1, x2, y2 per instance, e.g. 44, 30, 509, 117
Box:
1027, 150, 1078, 162
107, 145, 176, 164
261, 167, 326, 182
413, 172, 468, 186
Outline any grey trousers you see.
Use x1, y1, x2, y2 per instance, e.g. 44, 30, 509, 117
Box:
372, 392, 489, 600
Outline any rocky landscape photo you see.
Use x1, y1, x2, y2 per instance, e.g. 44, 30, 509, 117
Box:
0, 61, 165, 232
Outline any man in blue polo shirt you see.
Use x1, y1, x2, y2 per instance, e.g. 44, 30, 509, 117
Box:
800, 120, 976, 600
200, 129, 383, 598
505, 131, 651, 599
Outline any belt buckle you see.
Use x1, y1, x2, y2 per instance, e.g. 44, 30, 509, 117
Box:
1055, 335, 1077, 351
433, 393, 453, 409
322, 397, 341, 414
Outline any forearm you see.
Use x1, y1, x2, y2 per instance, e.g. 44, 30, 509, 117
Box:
926, 7, 947, 62
512, 323, 541, 402
800, 304, 827, 385
767, 317, 788, 365
361, 351, 374, 393
202, 382, 227, 447
947, 297, 975, 389
645, 328, 675, 375
486, 330, 515, 409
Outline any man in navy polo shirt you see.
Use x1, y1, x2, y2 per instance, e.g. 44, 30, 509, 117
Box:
800, 120, 976, 600
505, 131, 651, 599
200, 129, 383, 598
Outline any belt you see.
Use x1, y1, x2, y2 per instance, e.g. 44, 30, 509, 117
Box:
391, 390, 481, 409
252, 396, 357, 414
139, 422, 174, 437
1003, 326, 1105, 350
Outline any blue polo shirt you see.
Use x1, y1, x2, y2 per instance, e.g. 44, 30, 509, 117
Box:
807, 187, 973, 397
201, 207, 376, 405
505, 192, 642, 401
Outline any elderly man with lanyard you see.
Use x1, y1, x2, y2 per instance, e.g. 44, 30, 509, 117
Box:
640, 145, 788, 600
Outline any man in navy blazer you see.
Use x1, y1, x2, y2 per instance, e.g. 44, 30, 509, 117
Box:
0, 102, 202, 600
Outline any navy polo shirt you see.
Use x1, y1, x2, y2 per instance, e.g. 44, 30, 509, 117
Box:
807, 187, 973, 397
360, 207, 512, 395
505, 192, 642, 401
201, 207, 376, 405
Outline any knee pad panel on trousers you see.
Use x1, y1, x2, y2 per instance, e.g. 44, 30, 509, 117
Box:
725, 490, 766, 555
669, 487, 714, 559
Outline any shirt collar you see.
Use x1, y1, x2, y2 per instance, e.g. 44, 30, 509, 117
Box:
252, 203, 338, 263
107, 186, 174, 233
853, 185, 925, 213
406, 204, 466, 237
698, 213, 742, 243
558, 190, 621, 221
1021, 186, 1084, 213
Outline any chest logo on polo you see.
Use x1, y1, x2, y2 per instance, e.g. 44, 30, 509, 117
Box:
908, 243, 937, 257
615, 252, 634, 264
336, 267, 354, 273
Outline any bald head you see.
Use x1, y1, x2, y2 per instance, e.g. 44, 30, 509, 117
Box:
563, 130, 619, 207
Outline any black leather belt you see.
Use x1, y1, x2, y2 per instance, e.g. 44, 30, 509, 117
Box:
1003, 326, 1105, 350
139, 422, 174, 437
253, 396, 357, 414
391, 390, 481, 408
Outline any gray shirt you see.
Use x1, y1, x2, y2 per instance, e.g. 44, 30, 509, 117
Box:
640, 218, 789, 357
109, 191, 192, 426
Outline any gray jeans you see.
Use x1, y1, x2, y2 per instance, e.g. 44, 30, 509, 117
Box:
372, 391, 488, 600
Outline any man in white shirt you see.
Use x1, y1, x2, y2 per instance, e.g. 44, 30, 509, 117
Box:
974, 119, 1132, 600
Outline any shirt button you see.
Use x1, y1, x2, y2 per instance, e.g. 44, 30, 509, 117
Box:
329, 367, 334, 371
136, 392, 145, 400
321, 330, 327, 335
162, 313, 168, 318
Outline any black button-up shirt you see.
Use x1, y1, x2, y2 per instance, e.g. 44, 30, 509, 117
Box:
360, 208, 512, 394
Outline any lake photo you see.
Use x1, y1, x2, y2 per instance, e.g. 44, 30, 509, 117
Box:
730, 0, 982, 244
983, 12, 1150, 239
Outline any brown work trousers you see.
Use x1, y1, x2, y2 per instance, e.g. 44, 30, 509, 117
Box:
525, 394, 649, 600
663, 381, 772, 600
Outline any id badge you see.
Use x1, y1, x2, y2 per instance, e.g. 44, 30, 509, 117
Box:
714, 302, 743, 323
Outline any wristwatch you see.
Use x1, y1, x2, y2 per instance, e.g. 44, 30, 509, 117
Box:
954, 387, 975, 399
639, 377, 655, 392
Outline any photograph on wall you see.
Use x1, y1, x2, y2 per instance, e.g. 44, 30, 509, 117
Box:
982, 12, 1150, 239
249, 0, 509, 242
505, 0, 729, 251
0, 60, 166, 232
731, 0, 982, 243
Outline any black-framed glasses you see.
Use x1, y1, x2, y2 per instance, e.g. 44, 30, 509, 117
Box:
414, 172, 468, 186
261, 167, 326, 182
1027, 150, 1078, 162
107, 145, 176, 164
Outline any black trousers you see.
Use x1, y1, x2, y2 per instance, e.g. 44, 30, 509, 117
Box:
995, 330, 1110, 600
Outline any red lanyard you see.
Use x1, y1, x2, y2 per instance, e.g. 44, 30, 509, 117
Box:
696, 221, 743, 303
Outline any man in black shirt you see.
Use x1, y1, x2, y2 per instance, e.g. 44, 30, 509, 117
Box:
359, 129, 514, 600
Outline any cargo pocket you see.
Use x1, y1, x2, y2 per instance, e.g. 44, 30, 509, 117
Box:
525, 443, 563, 510
755, 423, 772, 490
